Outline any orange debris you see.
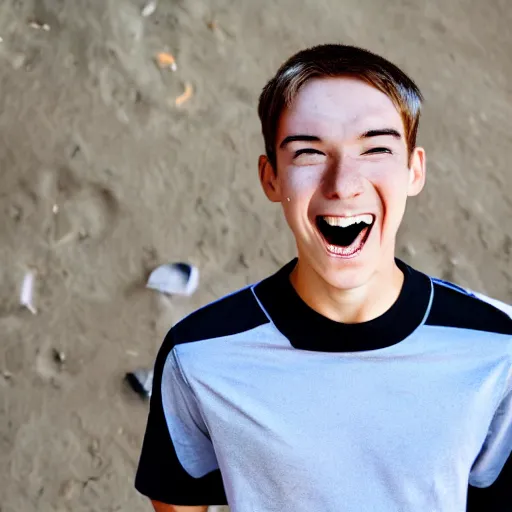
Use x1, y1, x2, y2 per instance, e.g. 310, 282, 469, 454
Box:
156, 52, 177, 71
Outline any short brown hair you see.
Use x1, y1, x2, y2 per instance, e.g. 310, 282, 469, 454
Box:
258, 44, 423, 169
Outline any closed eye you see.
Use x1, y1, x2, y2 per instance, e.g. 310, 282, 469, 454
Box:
294, 148, 325, 158
363, 147, 392, 155
292, 148, 327, 166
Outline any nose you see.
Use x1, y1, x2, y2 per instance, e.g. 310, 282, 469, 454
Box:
322, 156, 365, 200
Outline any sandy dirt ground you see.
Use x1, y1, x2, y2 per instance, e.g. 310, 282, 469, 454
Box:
0, 0, 511, 511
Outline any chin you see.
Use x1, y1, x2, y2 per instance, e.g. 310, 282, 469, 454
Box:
296, 242, 378, 292
319, 259, 377, 291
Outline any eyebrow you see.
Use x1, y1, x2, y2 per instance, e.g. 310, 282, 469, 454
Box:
360, 128, 401, 139
279, 129, 402, 149
279, 135, 321, 148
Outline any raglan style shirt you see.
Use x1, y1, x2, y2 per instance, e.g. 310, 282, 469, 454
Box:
135, 260, 512, 511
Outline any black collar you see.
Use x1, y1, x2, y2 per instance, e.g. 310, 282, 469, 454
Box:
254, 259, 433, 352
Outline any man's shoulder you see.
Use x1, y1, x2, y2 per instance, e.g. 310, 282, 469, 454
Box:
426, 276, 512, 336
169, 285, 270, 347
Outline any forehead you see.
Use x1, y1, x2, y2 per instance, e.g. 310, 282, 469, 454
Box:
278, 77, 404, 138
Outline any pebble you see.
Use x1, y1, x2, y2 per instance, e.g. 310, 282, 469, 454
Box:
89, 439, 100, 456
10, 53, 27, 70
59, 479, 78, 500
29, 21, 50, 31
52, 348, 66, 365
402, 243, 417, 257
141, 0, 157, 17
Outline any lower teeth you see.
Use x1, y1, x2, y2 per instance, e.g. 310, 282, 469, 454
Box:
327, 242, 362, 255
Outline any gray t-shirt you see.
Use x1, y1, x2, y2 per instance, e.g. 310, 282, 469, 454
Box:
136, 260, 512, 511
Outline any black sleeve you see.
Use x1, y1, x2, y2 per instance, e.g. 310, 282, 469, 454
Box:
135, 330, 227, 506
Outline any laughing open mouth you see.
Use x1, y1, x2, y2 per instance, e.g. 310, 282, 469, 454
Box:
316, 214, 374, 257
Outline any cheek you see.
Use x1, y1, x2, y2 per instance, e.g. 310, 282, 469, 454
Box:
369, 167, 409, 226
282, 167, 322, 198
280, 170, 320, 230
381, 174, 409, 200
281, 200, 313, 240
364, 161, 409, 193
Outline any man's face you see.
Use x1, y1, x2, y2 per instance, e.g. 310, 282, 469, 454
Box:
259, 77, 425, 290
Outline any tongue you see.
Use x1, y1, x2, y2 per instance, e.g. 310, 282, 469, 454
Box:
318, 218, 367, 247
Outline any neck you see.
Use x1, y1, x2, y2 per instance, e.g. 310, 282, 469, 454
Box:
289, 258, 404, 324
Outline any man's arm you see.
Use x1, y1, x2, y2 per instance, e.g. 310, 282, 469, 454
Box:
151, 500, 208, 512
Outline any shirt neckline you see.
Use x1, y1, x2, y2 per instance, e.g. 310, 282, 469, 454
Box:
254, 259, 433, 352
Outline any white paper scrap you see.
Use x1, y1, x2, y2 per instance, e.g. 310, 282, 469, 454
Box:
146, 263, 199, 296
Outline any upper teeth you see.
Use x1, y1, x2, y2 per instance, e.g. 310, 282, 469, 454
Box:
322, 214, 373, 227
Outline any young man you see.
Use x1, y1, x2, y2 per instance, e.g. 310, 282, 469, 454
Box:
135, 45, 512, 512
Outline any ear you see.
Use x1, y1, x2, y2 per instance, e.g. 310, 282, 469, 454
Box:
407, 147, 426, 197
258, 155, 282, 202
